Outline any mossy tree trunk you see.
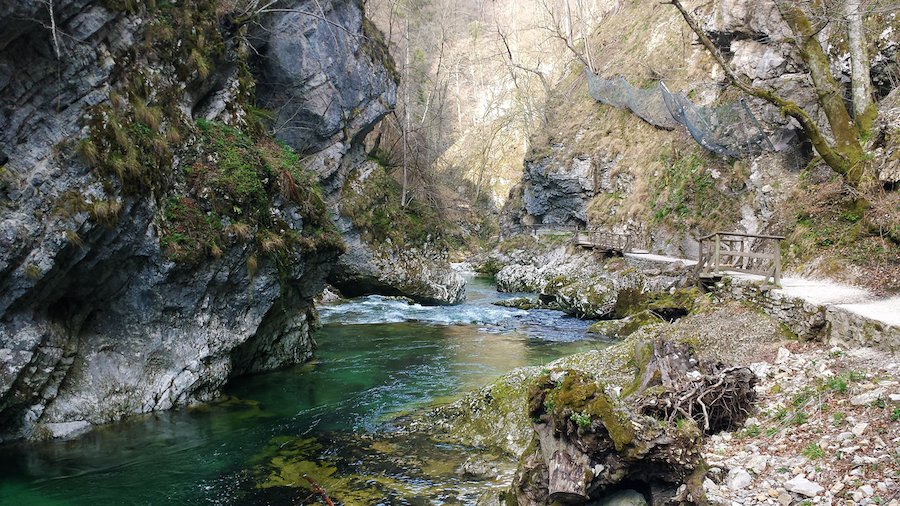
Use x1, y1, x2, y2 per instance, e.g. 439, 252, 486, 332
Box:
774, 1, 865, 157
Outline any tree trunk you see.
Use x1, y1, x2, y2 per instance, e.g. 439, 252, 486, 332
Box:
402, 16, 410, 208
845, 0, 876, 132
775, 1, 864, 162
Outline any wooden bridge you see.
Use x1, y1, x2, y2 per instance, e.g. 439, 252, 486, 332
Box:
500, 224, 636, 256
696, 231, 785, 287
503, 225, 786, 287
572, 228, 633, 256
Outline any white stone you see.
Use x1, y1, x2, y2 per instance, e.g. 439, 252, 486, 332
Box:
889, 393, 900, 403
727, 468, 753, 490
747, 454, 768, 474
851, 388, 886, 406
775, 347, 792, 364
749, 362, 771, 379
777, 491, 792, 506
550, 370, 567, 383
37, 420, 92, 440
784, 476, 824, 497
836, 431, 854, 442
852, 422, 869, 437
860, 485, 875, 496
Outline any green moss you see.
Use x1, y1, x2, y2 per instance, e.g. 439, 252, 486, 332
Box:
493, 297, 544, 310
531, 371, 635, 451
649, 149, 741, 231
160, 196, 220, 264
587, 310, 663, 338
159, 121, 342, 265
620, 340, 655, 399
196, 122, 270, 212
613, 287, 701, 320
340, 162, 447, 250
362, 18, 399, 82
542, 275, 573, 295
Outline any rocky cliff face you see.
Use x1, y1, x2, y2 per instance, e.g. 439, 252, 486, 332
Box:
504, 0, 898, 274
330, 159, 466, 305
0, 0, 396, 441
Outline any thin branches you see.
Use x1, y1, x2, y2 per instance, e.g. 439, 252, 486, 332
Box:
47, 0, 61, 59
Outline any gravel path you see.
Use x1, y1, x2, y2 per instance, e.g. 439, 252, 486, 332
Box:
625, 252, 900, 328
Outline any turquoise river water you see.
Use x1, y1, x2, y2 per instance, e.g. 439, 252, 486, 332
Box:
0, 276, 609, 505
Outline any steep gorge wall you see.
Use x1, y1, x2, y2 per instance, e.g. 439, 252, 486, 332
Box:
0, 0, 396, 441
504, 0, 899, 277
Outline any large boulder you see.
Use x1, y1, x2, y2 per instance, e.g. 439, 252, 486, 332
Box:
251, 0, 397, 197
521, 153, 594, 225
331, 227, 466, 305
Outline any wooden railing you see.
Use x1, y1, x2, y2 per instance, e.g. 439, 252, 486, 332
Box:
500, 223, 579, 239
500, 224, 635, 254
696, 231, 784, 287
573, 227, 632, 253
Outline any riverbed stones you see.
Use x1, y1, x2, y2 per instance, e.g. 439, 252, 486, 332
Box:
726, 468, 753, 490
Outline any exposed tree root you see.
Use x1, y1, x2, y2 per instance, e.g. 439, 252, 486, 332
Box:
512, 339, 757, 505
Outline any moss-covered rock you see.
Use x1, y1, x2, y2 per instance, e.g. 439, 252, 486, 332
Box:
529, 370, 635, 451
587, 310, 664, 338
332, 160, 466, 304
160, 120, 341, 265
410, 338, 639, 456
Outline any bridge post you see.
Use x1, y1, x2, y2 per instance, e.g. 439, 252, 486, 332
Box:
714, 233, 721, 275
774, 239, 782, 287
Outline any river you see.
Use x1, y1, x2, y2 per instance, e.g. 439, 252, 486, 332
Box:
0, 276, 609, 505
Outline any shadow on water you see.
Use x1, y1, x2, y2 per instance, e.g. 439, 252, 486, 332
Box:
0, 276, 609, 505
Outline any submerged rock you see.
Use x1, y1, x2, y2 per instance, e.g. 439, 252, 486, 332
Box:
493, 297, 548, 310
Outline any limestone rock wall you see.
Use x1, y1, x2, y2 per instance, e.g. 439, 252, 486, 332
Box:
504, 0, 898, 261
0, 0, 395, 441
